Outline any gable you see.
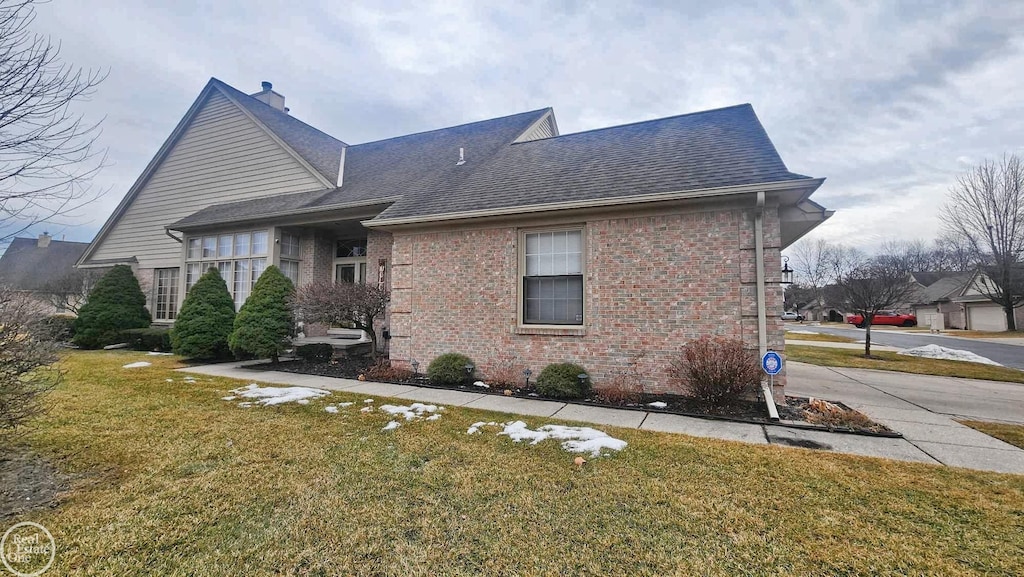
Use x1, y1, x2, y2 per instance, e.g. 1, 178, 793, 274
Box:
84, 89, 331, 269
513, 110, 558, 143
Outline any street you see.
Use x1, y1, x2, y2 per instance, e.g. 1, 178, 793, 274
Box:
791, 323, 1024, 371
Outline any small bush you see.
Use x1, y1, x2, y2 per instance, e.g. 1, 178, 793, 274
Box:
427, 353, 474, 385
122, 328, 172, 352
668, 336, 762, 407
595, 353, 647, 404
536, 362, 591, 399
39, 314, 76, 342
73, 264, 151, 349
296, 343, 334, 363
172, 267, 235, 359
482, 351, 526, 389
365, 359, 414, 382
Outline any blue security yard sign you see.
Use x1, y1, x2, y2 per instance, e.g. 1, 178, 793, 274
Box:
762, 351, 782, 376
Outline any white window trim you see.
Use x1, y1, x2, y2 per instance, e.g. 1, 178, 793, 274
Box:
517, 225, 587, 334
153, 267, 180, 322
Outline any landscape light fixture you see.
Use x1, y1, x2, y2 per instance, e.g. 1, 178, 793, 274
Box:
410, 360, 419, 376
781, 256, 794, 285
577, 373, 589, 387
523, 368, 532, 387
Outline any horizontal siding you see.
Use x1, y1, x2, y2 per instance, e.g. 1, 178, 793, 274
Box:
90, 91, 328, 269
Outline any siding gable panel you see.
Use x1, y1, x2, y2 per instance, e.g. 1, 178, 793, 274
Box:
88, 90, 328, 268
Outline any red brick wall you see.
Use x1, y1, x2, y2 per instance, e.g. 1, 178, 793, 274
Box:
387, 199, 787, 396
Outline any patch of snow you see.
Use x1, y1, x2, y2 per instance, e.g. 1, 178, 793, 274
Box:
647, 401, 667, 409
122, 362, 151, 369
473, 380, 490, 389
898, 344, 1003, 366
426, 415, 441, 421
497, 421, 627, 457
147, 352, 173, 356
221, 396, 236, 401
238, 402, 253, 408
227, 384, 331, 406
297, 399, 310, 405
165, 379, 173, 383
787, 330, 820, 335
467, 421, 499, 434
382, 421, 401, 431
338, 402, 354, 408
379, 403, 442, 421
364, 399, 374, 403
360, 407, 373, 413
325, 406, 339, 414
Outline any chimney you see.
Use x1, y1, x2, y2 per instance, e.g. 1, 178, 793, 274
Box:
38, 232, 51, 248
251, 80, 287, 112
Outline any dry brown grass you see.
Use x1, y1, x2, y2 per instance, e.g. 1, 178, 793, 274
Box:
16, 351, 1024, 575
785, 331, 856, 343
957, 420, 1024, 449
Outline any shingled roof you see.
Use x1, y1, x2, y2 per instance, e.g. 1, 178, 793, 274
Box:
170, 102, 815, 230
0, 237, 90, 290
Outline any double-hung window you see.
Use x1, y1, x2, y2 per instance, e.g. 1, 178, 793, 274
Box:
521, 229, 584, 325
279, 232, 301, 286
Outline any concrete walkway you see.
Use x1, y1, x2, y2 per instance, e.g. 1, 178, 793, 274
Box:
179, 362, 1024, 475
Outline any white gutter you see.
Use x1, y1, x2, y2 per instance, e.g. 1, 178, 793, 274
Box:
363, 178, 825, 228
755, 191, 780, 420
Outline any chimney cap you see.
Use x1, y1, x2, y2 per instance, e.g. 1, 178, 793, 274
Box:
261, 81, 272, 92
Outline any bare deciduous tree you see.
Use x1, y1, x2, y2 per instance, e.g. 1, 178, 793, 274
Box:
291, 280, 390, 358
940, 154, 1024, 330
832, 249, 917, 357
38, 266, 107, 314
789, 237, 834, 316
0, 285, 62, 445
0, 0, 107, 244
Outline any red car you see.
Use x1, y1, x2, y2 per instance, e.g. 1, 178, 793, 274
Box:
846, 310, 917, 328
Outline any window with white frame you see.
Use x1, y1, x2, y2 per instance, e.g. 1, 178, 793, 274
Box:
186, 230, 269, 309
280, 232, 301, 286
521, 229, 584, 325
154, 268, 179, 321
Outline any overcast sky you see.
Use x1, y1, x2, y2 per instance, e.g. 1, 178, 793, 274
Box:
13, 0, 1024, 252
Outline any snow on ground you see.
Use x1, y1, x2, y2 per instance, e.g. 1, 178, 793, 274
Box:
382, 421, 401, 431
898, 344, 1003, 366
324, 402, 354, 414
647, 401, 667, 409
226, 383, 332, 406
364, 399, 374, 403
496, 421, 627, 457
360, 406, 373, 413
473, 380, 490, 389
122, 362, 151, 368
147, 352, 173, 356
375, 403, 445, 430
787, 330, 820, 335
467, 421, 499, 434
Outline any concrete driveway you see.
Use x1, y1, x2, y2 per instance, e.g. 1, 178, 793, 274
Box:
787, 361, 1024, 473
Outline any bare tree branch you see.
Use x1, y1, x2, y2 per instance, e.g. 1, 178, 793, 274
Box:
0, 0, 108, 245
940, 154, 1024, 330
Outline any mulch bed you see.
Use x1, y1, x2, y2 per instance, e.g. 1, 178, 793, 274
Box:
249, 358, 898, 437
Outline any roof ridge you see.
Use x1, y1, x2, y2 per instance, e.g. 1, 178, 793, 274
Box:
209, 77, 348, 146
350, 108, 552, 148
510, 103, 754, 145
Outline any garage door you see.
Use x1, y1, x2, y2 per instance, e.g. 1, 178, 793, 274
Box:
914, 307, 938, 328
967, 305, 1006, 332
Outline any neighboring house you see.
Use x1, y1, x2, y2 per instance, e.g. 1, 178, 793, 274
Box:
907, 272, 972, 330
0, 234, 92, 313
953, 270, 1024, 332
77, 78, 832, 399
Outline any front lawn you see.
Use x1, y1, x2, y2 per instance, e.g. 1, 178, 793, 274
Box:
784, 331, 856, 343
786, 345, 1024, 384
11, 351, 1024, 575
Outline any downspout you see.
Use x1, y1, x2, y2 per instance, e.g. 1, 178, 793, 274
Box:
754, 191, 780, 420
165, 229, 182, 243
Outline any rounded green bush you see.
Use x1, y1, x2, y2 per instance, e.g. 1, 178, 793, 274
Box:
536, 362, 591, 399
427, 352, 475, 385
229, 266, 295, 363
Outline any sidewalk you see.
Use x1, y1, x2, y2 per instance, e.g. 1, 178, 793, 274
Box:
179, 361, 1024, 475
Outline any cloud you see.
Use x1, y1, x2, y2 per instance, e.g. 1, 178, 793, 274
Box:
7, 0, 1023, 252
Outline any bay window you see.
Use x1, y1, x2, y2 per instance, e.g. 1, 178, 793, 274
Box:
185, 230, 269, 308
